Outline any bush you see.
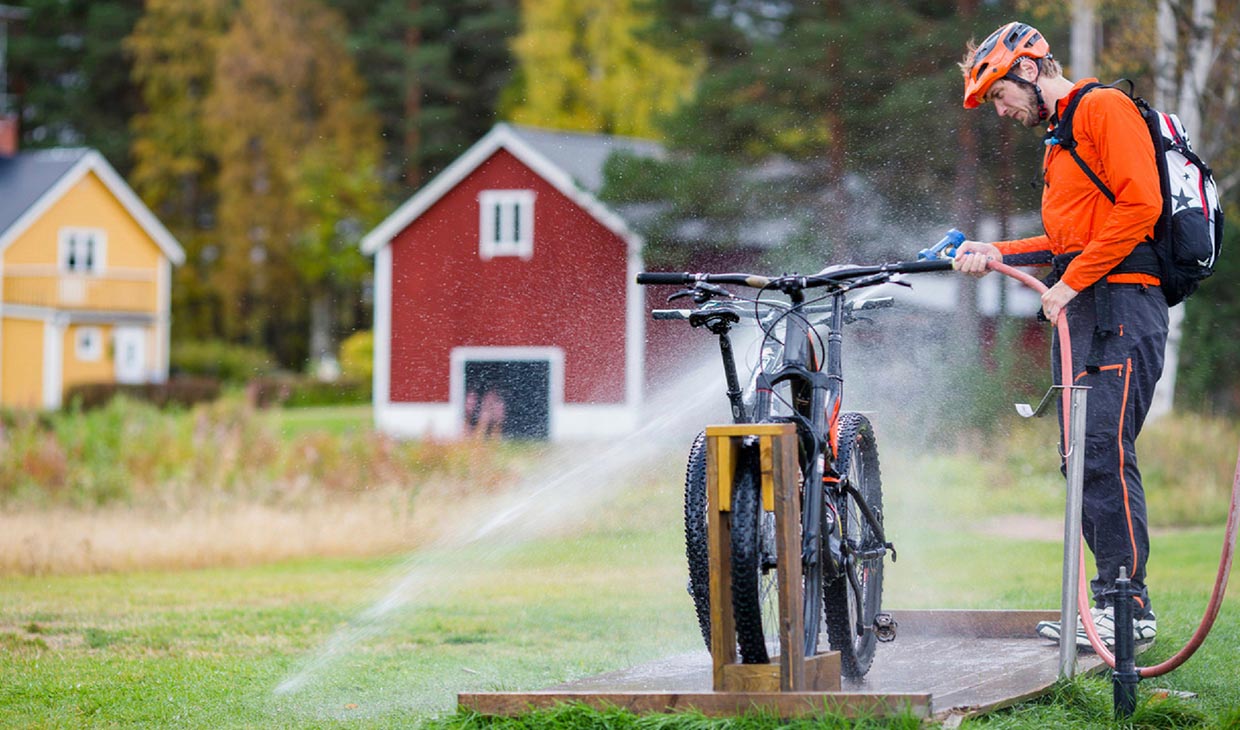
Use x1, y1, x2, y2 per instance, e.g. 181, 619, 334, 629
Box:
63, 377, 221, 412
171, 340, 275, 385
339, 330, 373, 383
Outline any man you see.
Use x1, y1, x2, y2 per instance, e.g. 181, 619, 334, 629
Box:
955, 21, 1166, 647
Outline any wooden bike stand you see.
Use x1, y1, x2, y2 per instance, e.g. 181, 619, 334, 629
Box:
705, 423, 841, 692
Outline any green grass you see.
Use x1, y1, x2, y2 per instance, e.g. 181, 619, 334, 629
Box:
261, 403, 374, 438
1, 439, 1237, 728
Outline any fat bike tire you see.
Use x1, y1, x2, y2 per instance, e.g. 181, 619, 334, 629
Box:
730, 445, 780, 663
823, 412, 885, 678
683, 430, 712, 649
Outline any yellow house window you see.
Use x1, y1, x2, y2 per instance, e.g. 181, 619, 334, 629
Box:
75, 327, 103, 361
59, 228, 107, 274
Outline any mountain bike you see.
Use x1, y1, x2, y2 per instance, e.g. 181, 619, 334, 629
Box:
638, 255, 952, 678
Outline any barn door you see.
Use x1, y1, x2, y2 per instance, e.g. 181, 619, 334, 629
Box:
463, 360, 550, 440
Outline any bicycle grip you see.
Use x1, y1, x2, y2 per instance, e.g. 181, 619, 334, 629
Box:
896, 259, 954, 273
636, 272, 693, 285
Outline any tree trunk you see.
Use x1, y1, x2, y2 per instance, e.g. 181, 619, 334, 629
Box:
1071, 0, 1096, 79
1149, 0, 1215, 419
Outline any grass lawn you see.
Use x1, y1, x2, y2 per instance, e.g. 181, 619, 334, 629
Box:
1, 442, 1237, 728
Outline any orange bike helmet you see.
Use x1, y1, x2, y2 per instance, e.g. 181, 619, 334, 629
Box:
962, 22, 1051, 109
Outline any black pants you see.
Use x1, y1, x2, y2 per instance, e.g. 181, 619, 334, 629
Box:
1051, 283, 1168, 619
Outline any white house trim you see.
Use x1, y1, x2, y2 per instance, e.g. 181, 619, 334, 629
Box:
361, 124, 643, 258
0, 150, 185, 265
42, 316, 65, 409
371, 245, 392, 414
449, 346, 564, 438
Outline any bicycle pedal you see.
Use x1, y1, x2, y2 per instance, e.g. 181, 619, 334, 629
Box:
873, 612, 898, 643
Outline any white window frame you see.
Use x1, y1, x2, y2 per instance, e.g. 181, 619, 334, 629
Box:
75, 326, 103, 361
478, 190, 535, 260
58, 227, 107, 274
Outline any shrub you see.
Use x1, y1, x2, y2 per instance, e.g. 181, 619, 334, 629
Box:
63, 377, 221, 412
339, 330, 373, 383
171, 340, 275, 384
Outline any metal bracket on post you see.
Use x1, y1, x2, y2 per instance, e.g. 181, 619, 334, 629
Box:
1059, 385, 1089, 679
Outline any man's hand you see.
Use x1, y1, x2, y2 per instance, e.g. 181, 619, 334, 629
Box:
1041, 280, 1078, 322
952, 240, 1002, 276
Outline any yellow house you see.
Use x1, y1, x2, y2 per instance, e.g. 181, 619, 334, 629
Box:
0, 148, 184, 409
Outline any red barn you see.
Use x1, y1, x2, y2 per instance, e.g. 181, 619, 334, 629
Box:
361, 124, 662, 440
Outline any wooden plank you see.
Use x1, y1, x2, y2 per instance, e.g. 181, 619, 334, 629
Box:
885, 609, 1059, 638
719, 662, 779, 692
705, 434, 736, 688
803, 652, 842, 691
458, 691, 931, 719
771, 429, 805, 690
706, 423, 799, 437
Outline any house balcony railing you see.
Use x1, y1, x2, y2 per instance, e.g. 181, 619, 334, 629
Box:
3, 272, 157, 313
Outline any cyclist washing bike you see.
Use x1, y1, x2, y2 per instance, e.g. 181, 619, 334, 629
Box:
955, 21, 1165, 647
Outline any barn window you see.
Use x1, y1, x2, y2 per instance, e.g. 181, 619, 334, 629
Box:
58, 227, 107, 274
478, 190, 535, 260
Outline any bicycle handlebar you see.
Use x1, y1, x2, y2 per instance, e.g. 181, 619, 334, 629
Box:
637, 259, 952, 290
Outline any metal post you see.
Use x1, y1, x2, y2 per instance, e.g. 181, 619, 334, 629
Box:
1059, 385, 1088, 679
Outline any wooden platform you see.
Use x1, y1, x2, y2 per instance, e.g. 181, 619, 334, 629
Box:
459, 609, 1145, 721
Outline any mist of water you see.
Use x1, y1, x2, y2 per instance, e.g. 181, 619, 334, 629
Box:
272, 350, 729, 707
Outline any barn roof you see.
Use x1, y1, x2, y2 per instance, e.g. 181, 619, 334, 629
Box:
361, 123, 662, 256
503, 125, 665, 194
0, 147, 185, 264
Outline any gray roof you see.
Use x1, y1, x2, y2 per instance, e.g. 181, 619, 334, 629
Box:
0, 148, 90, 235
505, 124, 664, 193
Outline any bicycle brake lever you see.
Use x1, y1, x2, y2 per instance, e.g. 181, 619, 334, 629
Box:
693, 282, 732, 303
667, 289, 694, 302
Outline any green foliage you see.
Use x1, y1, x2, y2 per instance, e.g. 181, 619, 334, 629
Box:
8, 0, 143, 168
339, 330, 374, 383
248, 375, 370, 408
170, 340, 274, 384
326, 0, 520, 185
1177, 216, 1240, 415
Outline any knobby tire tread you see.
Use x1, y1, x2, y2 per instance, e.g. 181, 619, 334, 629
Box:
729, 451, 770, 664
683, 431, 712, 649
823, 412, 884, 678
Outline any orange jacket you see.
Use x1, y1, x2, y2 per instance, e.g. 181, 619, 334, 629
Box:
995, 78, 1162, 290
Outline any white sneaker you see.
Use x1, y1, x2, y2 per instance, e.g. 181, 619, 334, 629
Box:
1036, 607, 1157, 648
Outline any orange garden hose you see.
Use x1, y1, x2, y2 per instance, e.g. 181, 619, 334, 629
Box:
985, 258, 1239, 678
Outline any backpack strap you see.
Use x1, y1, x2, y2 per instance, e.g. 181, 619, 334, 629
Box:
1044, 82, 1115, 203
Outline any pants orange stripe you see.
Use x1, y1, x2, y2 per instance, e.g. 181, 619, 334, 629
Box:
1118, 358, 1139, 573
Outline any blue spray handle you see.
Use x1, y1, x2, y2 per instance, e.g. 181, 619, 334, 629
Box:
917, 228, 966, 260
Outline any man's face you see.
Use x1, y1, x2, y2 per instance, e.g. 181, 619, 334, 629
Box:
985, 79, 1040, 128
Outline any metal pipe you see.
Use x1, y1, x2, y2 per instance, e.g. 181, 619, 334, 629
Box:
1059, 385, 1088, 679
1112, 566, 1139, 718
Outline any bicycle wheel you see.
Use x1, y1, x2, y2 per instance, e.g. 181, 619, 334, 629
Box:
729, 443, 780, 663
683, 430, 712, 649
823, 412, 885, 678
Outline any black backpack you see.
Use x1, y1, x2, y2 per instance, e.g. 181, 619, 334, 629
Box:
1045, 81, 1224, 306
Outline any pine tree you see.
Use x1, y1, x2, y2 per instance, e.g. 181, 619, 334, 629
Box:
327, 0, 520, 188
8, 0, 143, 169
